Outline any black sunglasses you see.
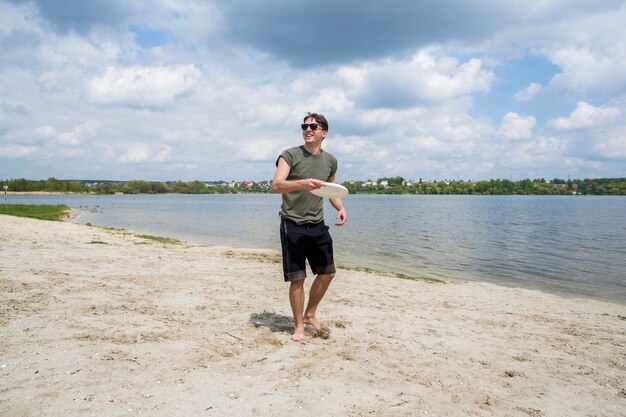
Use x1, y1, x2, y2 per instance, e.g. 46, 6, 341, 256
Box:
301, 123, 322, 131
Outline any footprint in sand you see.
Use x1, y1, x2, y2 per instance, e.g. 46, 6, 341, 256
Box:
306, 325, 331, 339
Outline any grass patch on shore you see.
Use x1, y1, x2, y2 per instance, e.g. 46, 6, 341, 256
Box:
0, 203, 71, 221
89, 225, 181, 245
136, 234, 181, 245
337, 264, 445, 284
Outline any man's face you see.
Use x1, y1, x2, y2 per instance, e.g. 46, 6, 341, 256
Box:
301, 117, 327, 144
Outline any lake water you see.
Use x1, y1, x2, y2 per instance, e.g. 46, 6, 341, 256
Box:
6, 193, 626, 304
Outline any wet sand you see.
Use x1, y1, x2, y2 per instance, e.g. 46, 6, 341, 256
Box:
1, 215, 625, 416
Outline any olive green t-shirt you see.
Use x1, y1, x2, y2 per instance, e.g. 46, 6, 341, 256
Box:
277, 145, 338, 225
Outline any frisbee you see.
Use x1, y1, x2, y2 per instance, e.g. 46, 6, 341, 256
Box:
309, 182, 349, 198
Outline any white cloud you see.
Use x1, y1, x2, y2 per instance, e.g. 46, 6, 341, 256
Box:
88, 65, 202, 108
57, 120, 101, 145
117, 144, 149, 164
33, 126, 58, 138
310, 88, 353, 113
546, 45, 626, 98
547, 101, 621, 130
0, 1, 42, 38
3, 126, 55, 147
514, 82, 542, 102
340, 49, 495, 108
426, 111, 493, 144
2, 144, 39, 158
595, 133, 626, 158
328, 135, 391, 162
236, 139, 282, 162
117, 143, 172, 164
5, 121, 101, 148
325, 134, 392, 180
499, 112, 536, 140
504, 136, 570, 168
154, 144, 172, 162
407, 136, 444, 152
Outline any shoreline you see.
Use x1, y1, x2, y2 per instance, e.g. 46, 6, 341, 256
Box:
4, 197, 623, 304
67, 209, 626, 306
1, 215, 625, 416
80, 219, 626, 305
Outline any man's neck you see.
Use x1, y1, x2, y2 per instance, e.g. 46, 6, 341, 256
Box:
303, 142, 322, 155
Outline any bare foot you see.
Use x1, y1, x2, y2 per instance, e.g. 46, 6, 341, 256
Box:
291, 330, 307, 342
304, 315, 331, 339
303, 315, 321, 331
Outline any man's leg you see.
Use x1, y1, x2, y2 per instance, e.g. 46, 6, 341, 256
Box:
303, 273, 335, 330
289, 279, 306, 341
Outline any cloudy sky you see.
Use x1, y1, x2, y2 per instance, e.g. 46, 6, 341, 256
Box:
1, 0, 625, 182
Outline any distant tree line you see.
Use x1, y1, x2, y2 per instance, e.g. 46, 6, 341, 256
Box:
0, 178, 271, 195
1, 177, 89, 193
346, 177, 626, 195
2, 177, 626, 195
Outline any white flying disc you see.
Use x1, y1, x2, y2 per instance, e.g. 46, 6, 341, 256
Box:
309, 182, 349, 198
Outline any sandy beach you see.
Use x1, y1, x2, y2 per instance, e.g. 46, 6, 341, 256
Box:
1, 214, 625, 416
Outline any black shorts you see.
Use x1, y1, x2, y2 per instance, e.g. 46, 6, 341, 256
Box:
280, 218, 336, 282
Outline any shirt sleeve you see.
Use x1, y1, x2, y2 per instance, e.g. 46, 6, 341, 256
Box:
276, 149, 294, 167
330, 154, 338, 178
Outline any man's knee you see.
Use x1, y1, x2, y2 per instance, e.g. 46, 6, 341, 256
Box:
290, 278, 305, 289
318, 272, 335, 281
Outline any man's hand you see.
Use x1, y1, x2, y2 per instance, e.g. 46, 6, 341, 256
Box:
335, 206, 347, 226
300, 178, 325, 191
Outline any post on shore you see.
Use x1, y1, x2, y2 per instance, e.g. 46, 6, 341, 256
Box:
3, 185, 7, 204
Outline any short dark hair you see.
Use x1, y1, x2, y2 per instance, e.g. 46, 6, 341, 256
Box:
304, 112, 329, 131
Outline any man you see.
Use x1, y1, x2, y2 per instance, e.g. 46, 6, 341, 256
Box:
272, 112, 348, 341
